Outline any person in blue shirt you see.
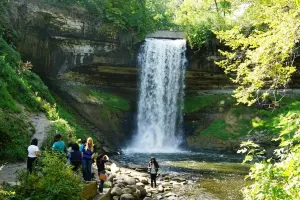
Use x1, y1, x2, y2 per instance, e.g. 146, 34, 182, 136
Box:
79, 139, 86, 152
52, 134, 66, 153
82, 137, 95, 181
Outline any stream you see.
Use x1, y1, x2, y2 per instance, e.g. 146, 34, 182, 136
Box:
114, 151, 250, 200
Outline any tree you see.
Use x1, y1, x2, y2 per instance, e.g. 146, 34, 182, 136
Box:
174, 0, 233, 48
216, 0, 300, 106
216, 1, 300, 199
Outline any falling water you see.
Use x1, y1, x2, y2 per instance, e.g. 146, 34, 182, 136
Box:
127, 38, 187, 153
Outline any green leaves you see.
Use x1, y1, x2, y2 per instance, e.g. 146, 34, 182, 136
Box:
216, 0, 300, 105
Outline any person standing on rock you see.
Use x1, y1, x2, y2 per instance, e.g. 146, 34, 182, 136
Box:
148, 157, 159, 188
27, 138, 40, 173
96, 154, 109, 193
82, 137, 95, 181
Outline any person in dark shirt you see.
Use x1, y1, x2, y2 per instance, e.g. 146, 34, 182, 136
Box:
70, 143, 82, 171
148, 157, 159, 188
96, 154, 109, 193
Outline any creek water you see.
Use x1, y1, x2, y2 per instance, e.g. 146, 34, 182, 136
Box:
115, 151, 249, 200
127, 38, 187, 153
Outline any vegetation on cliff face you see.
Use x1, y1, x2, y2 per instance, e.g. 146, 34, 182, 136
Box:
216, 0, 299, 106
0, 0, 91, 161
213, 0, 300, 199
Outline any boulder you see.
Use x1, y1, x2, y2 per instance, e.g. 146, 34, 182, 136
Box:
111, 163, 121, 174
124, 177, 136, 185
143, 197, 153, 200
99, 189, 112, 200
111, 187, 123, 196
158, 185, 164, 193
120, 194, 134, 200
136, 176, 149, 185
136, 182, 145, 187
136, 186, 147, 198
164, 192, 176, 197
121, 188, 133, 195
115, 183, 126, 188
113, 196, 120, 200
80, 181, 97, 200
162, 182, 171, 187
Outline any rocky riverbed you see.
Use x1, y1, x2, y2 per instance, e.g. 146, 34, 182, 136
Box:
93, 162, 219, 200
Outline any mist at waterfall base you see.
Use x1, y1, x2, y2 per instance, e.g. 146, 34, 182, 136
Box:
126, 38, 187, 153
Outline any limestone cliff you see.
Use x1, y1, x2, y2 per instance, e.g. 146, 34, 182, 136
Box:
6, 0, 248, 151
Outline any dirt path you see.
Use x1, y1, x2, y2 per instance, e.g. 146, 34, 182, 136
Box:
0, 113, 52, 185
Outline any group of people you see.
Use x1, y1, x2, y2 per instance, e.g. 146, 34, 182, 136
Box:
27, 134, 110, 193
27, 134, 160, 193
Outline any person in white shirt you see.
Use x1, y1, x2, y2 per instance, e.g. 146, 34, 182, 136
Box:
148, 157, 159, 188
27, 138, 40, 173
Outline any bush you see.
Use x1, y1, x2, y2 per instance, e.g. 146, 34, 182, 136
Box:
0, 109, 33, 161
42, 119, 76, 149
14, 152, 84, 200
240, 112, 300, 200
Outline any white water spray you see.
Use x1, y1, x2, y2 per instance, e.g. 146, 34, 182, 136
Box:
127, 38, 187, 153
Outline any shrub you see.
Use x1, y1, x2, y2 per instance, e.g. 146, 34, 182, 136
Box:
14, 152, 84, 200
240, 112, 300, 200
0, 109, 33, 161
43, 119, 76, 149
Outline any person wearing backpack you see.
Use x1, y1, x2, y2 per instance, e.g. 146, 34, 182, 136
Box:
148, 157, 159, 188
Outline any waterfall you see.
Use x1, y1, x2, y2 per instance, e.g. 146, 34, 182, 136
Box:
128, 38, 187, 153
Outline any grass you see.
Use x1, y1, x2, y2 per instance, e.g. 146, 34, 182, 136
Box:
89, 89, 130, 111
0, 109, 33, 161
184, 94, 235, 113
201, 120, 230, 140
0, 82, 21, 112
196, 95, 300, 141
74, 86, 130, 112
52, 93, 94, 141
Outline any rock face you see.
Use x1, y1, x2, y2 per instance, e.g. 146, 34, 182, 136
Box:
10, 0, 135, 77
6, 0, 247, 151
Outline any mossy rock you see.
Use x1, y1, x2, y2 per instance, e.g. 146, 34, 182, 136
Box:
81, 181, 98, 200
